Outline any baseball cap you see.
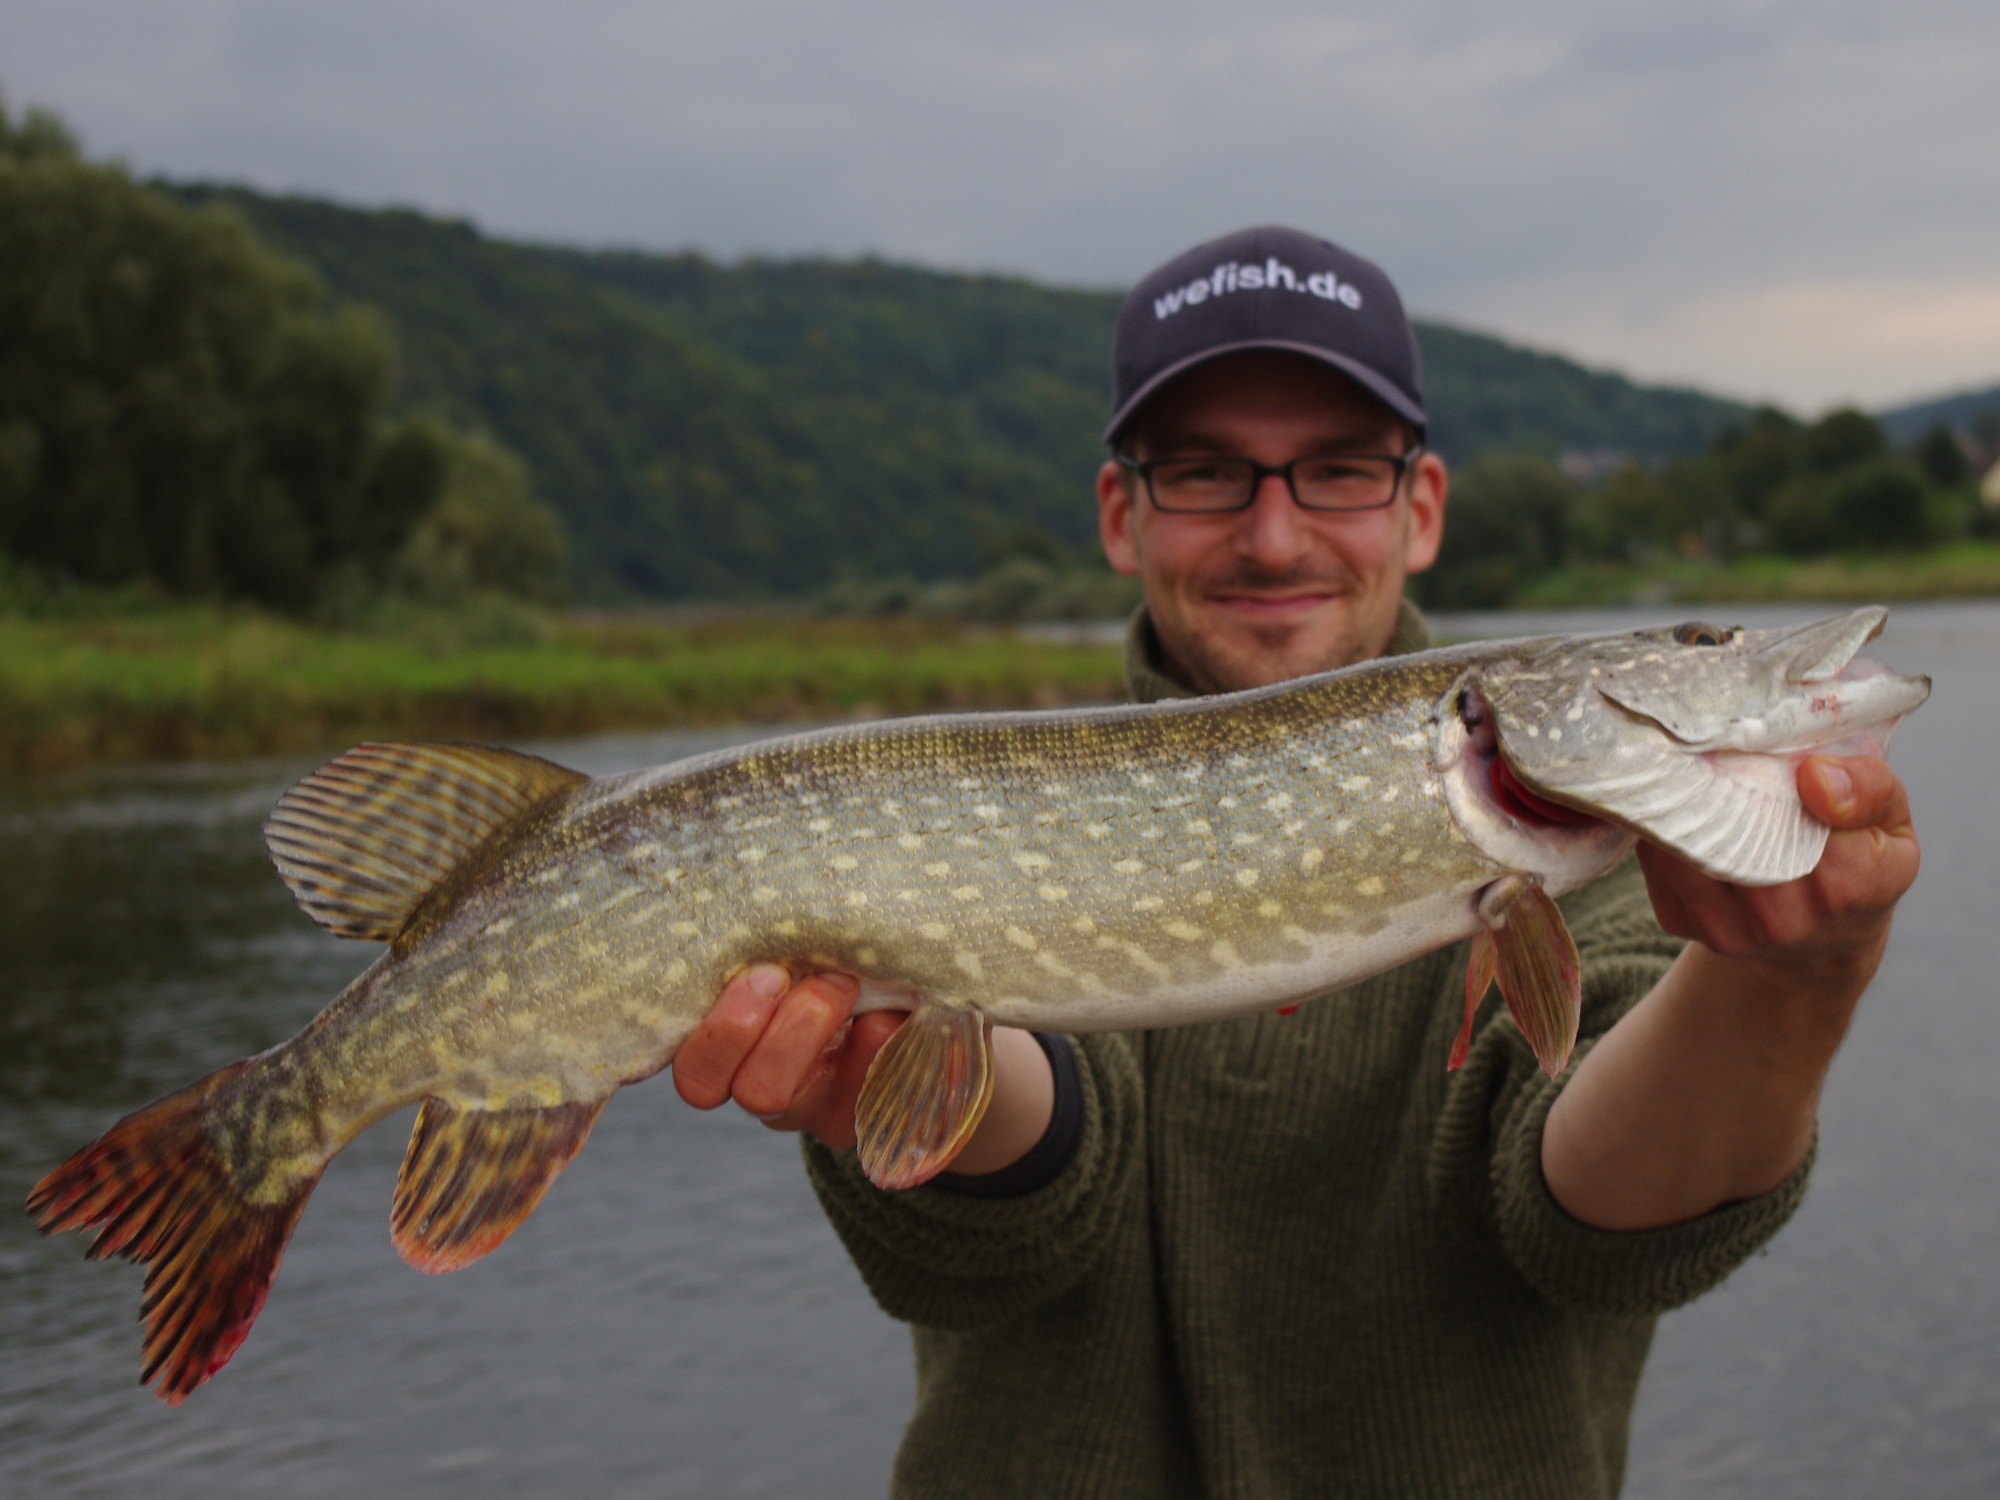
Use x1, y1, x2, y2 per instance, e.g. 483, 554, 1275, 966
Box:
1103, 225, 1426, 447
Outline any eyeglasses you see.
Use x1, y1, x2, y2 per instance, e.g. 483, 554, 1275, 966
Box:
1117, 447, 1424, 514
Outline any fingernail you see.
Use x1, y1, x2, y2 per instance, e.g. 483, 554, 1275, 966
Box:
745, 964, 789, 998
1821, 762, 1853, 809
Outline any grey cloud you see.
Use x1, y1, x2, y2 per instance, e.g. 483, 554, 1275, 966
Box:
1, 0, 1994, 406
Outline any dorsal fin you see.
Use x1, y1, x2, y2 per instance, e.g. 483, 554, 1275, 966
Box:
263, 741, 587, 941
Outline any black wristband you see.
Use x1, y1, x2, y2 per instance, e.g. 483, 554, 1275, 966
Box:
930, 1032, 1084, 1199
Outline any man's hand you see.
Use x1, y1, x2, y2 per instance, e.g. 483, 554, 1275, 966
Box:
1637, 754, 1919, 992
673, 966, 899, 1149
673, 965, 1058, 1175
1543, 754, 1920, 1231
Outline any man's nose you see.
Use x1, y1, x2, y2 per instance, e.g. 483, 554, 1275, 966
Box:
1236, 471, 1312, 564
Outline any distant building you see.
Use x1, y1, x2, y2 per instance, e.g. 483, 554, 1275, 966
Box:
1558, 449, 1634, 486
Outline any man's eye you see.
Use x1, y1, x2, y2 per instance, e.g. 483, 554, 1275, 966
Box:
1157, 462, 1241, 487
1295, 459, 1371, 484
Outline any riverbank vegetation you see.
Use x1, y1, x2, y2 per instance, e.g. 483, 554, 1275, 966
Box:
0, 600, 1126, 776
1416, 405, 2000, 611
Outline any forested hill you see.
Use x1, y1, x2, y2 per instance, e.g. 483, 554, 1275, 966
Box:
169, 183, 1747, 602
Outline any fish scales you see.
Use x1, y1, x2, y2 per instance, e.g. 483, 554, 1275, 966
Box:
29, 608, 1931, 1405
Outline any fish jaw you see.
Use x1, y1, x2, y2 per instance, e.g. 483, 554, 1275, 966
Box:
1433, 678, 1636, 897
1470, 607, 1931, 884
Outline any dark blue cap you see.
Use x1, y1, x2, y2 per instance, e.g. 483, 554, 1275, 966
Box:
1104, 225, 1426, 446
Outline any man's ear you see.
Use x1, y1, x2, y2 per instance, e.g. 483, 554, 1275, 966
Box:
1097, 459, 1142, 577
1401, 451, 1448, 575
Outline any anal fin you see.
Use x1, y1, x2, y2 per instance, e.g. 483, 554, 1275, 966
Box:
391, 1096, 608, 1273
854, 1006, 995, 1191
1473, 875, 1583, 1079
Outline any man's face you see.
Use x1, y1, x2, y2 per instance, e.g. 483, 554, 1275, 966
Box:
1096, 352, 1447, 694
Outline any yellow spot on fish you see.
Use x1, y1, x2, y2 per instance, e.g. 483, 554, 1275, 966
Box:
1356, 876, 1386, 897
974, 803, 1002, 821
1005, 926, 1038, 950
1265, 793, 1293, 813
831, 855, 860, 872
1176, 859, 1202, 875
952, 885, 981, 901
1039, 884, 1070, 902
1134, 896, 1164, 912
808, 818, 832, 834
1113, 858, 1144, 875
752, 887, 780, 904
1163, 920, 1205, 941
955, 951, 985, 978
924, 861, 951, 877
1233, 832, 1260, 846
1187, 818, 1213, 835
857, 947, 879, 966
845, 891, 869, 908
1086, 823, 1112, 839
554, 891, 583, 910
739, 847, 768, 863
1258, 900, 1281, 918
1332, 818, 1354, 835
1301, 848, 1324, 870
898, 833, 922, 849
1209, 940, 1241, 968
487, 971, 512, 995
920, 922, 949, 939
1341, 776, 1370, 792
482, 917, 515, 937
1194, 889, 1215, 906
1073, 915, 1099, 936
1235, 868, 1260, 887
665, 958, 690, 983
1013, 852, 1051, 870
1035, 952, 1074, 978
1400, 847, 1424, 864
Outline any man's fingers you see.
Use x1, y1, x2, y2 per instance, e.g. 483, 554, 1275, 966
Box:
673, 963, 792, 1109
729, 971, 861, 1119
1798, 755, 1909, 833
761, 1010, 906, 1147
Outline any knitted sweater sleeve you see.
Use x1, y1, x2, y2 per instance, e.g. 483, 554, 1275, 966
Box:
801, 1030, 1146, 1329
1428, 857, 1813, 1317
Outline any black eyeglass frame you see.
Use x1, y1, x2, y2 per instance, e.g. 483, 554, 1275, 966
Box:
1115, 445, 1427, 514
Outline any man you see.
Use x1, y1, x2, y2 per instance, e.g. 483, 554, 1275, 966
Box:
672, 227, 1920, 1496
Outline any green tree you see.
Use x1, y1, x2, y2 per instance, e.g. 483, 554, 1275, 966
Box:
394, 425, 568, 604
0, 96, 453, 606
1416, 454, 1577, 609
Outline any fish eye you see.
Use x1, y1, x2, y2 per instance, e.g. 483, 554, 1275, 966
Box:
1671, 622, 1734, 646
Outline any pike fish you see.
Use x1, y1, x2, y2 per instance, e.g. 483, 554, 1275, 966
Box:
30, 606, 1928, 1403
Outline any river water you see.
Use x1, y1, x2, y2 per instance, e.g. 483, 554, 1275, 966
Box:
2, 603, 1994, 1497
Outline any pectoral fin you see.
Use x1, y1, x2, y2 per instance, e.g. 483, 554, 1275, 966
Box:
854, 1006, 995, 1191
1451, 930, 1498, 1071
1474, 875, 1583, 1079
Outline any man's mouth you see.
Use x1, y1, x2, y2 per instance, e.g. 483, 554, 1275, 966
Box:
1204, 590, 1341, 621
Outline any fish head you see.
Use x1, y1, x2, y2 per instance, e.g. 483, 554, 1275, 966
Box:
1462, 606, 1930, 884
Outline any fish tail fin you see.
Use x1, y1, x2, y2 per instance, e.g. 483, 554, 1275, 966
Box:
26, 1060, 322, 1406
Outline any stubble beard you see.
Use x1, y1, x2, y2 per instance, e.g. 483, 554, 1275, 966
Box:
1154, 558, 1393, 695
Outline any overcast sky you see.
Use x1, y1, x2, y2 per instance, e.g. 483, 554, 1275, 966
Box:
3, 0, 1994, 413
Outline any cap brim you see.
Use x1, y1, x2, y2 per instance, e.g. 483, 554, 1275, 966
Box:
1102, 340, 1427, 446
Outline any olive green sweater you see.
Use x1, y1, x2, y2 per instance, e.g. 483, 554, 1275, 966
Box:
804, 604, 1810, 1499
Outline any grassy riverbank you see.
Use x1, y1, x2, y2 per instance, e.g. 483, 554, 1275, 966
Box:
1509, 541, 2000, 609
0, 606, 1126, 776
